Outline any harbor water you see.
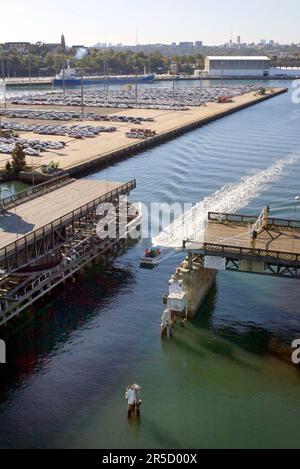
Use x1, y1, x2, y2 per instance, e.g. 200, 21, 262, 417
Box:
0, 80, 299, 449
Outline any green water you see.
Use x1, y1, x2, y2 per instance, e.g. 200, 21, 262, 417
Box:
61, 317, 299, 449
0, 81, 299, 449
0, 180, 29, 199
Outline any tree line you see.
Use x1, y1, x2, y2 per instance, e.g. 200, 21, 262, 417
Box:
0, 44, 204, 77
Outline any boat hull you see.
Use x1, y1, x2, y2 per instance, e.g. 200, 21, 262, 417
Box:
53, 75, 155, 87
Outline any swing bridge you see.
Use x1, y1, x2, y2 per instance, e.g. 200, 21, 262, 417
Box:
162, 207, 300, 337
183, 208, 300, 279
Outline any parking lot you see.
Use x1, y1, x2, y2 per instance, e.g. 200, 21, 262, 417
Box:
8, 84, 261, 110
0, 86, 279, 173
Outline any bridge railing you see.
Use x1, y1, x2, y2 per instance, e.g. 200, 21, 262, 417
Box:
208, 212, 300, 230
0, 179, 136, 274
202, 242, 300, 267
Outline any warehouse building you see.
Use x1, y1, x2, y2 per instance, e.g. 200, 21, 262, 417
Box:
204, 56, 272, 77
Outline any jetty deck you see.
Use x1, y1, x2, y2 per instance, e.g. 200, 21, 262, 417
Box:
0, 177, 139, 325
0, 179, 125, 249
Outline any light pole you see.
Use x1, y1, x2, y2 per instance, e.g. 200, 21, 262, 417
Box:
1, 54, 6, 109
77, 68, 85, 117
62, 63, 66, 98
28, 55, 32, 90
292, 196, 300, 253
170, 59, 176, 104
103, 56, 109, 93
134, 65, 138, 105
221, 60, 224, 88
103, 56, 106, 91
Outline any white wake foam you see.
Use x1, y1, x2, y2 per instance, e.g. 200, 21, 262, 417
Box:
152, 155, 299, 248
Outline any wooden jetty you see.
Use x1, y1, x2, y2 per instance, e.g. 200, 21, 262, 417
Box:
0, 176, 140, 326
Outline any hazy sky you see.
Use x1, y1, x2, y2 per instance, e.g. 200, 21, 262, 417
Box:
2, 0, 299, 46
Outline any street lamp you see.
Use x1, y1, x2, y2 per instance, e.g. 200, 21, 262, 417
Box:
170, 58, 176, 104
292, 196, 300, 253
28, 55, 32, 90
134, 65, 138, 105
103, 55, 109, 92
1, 54, 7, 109
221, 60, 224, 88
62, 63, 66, 97
77, 68, 85, 116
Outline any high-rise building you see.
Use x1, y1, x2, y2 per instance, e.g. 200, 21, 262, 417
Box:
195, 41, 203, 48
179, 42, 194, 49
237, 36, 241, 44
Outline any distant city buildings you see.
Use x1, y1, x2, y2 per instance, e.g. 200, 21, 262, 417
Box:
3, 42, 31, 53
44, 43, 61, 52
179, 42, 194, 48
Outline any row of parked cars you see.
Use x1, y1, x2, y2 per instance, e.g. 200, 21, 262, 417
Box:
7, 85, 260, 111
126, 128, 156, 139
0, 122, 116, 139
0, 108, 155, 125
0, 136, 65, 156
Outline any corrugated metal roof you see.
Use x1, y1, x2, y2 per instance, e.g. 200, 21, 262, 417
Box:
206, 56, 271, 61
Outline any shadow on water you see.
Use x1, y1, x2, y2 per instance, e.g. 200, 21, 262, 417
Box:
0, 260, 134, 405
188, 284, 294, 367
0, 212, 35, 235
133, 416, 183, 449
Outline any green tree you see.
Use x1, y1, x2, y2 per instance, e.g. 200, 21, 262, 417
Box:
11, 144, 26, 173
5, 161, 12, 174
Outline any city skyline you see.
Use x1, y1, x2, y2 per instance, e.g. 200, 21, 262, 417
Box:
1, 0, 300, 47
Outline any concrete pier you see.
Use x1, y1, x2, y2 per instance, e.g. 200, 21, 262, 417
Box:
0, 88, 287, 177
176, 254, 216, 319
162, 254, 216, 338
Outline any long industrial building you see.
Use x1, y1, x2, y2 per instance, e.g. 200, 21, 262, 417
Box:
204, 56, 272, 77
202, 55, 300, 78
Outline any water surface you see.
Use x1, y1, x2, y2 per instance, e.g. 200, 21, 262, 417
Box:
0, 80, 299, 449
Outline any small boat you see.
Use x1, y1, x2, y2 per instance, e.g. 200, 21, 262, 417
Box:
140, 248, 162, 269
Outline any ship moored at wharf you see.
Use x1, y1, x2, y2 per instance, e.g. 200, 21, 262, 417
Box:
53, 64, 155, 87
0, 175, 141, 326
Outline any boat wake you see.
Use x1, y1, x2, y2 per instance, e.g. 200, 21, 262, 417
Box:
152, 154, 299, 249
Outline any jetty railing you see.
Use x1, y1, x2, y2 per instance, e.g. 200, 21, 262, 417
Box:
1, 173, 72, 211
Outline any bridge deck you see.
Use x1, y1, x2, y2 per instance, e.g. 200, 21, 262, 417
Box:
203, 221, 300, 255
0, 179, 122, 249
184, 212, 300, 269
